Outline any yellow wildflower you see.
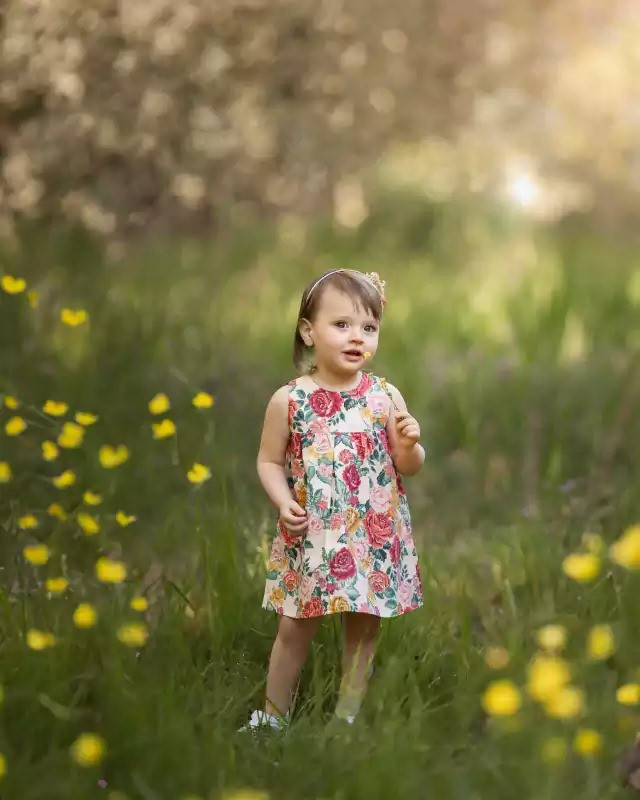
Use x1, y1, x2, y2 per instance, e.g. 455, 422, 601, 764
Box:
544, 686, 585, 719
61, 308, 88, 326
77, 512, 100, 536
83, 491, 102, 506
42, 440, 59, 461
23, 544, 50, 565
484, 646, 510, 670
73, 603, 98, 629
27, 290, 39, 308
115, 511, 137, 527
582, 532, 605, 555
75, 411, 99, 426
574, 728, 602, 756
18, 514, 38, 530
0, 752, 5, 779
610, 524, 640, 570
95, 557, 127, 584
536, 624, 567, 652
220, 790, 269, 800
43, 400, 68, 417
192, 391, 214, 409
26, 629, 56, 650
4, 395, 19, 409
541, 736, 567, 764
98, 444, 130, 468
187, 462, 211, 484
527, 654, 571, 702
616, 683, 640, 706
0, 462, 11, 483
481, 680, 522, 717
130, 596, 148, 612
45, 577, 69, 595
587, 624, 615, 660
1, 275, 26, 294
58, 421, 84, 449
52, 470, 76, 488
562, 552, 601, 583
47, 503, 68, 521
151, 418, 176, 439
70, 733, 106, 766
116, 622, 149, 647
5, 416, 27, 436
148, 393, 170, 415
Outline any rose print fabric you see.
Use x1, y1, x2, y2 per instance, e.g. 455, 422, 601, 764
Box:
262, 371, 424, 618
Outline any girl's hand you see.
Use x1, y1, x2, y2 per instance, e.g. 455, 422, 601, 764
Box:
394, 411, 421, 449
279, 499, 307, 535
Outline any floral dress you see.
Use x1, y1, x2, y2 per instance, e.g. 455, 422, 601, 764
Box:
262, 371, 424, 618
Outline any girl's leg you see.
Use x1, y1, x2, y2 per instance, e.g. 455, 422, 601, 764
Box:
265, 615, 323, 717
336, 611, 381, 720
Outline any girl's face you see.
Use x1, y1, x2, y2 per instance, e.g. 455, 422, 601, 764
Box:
300, 285, 380, 377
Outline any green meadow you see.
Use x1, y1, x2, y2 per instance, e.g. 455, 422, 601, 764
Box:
1, 193, 640, 799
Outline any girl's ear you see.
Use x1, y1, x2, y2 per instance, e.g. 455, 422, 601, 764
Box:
298, 318, 313, 347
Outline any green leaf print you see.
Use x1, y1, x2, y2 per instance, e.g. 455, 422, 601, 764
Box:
266, 570, 280, 580
385, 599, 398, 610
346, 585, 361, 601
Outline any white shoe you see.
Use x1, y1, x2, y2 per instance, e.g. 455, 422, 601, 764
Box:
238, 709, 289, 733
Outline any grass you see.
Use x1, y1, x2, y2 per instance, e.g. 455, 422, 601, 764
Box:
0, 193, 640, 798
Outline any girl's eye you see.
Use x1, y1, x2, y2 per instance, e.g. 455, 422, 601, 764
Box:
365, 325, 378, 333
335, 321, 348, 328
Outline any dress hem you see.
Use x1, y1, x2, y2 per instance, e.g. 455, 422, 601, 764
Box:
261, 600, 423, 620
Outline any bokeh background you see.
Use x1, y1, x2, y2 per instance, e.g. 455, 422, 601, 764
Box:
2, 1, 640, 798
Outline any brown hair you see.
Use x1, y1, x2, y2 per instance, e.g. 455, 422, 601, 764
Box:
292, 269, 384, 373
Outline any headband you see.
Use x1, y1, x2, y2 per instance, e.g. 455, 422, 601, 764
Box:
306, 269, 387, 307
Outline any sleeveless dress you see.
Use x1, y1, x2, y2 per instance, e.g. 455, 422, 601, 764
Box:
262, 371, 424, 618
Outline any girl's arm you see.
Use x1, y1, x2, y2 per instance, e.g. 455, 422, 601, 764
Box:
257, 386, 308, 533
384, 382, 425, 476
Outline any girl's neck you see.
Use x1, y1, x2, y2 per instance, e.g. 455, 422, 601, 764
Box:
308, 368, 362, 392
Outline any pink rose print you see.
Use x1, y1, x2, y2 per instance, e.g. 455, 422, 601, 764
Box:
329, 547, 357, 581
291, 460, 304, 479
368, 395, 387, 417
317, 499, 328, 512
352, 432, 374, 461
398, 581, 413, 606
353, 540, 367, 561
270, 538, 285, 563
317, 463, 333, 478
309, 389, 342, 418
288, 397, 299, 425
389, 535, 401, 566
379, 429, 391, 455
370, 485, 391, 513
326, 581, 336, 595
342, 464, 361, 492
287, 432, 303, 459
368, 570, 390, 594
315, 432, 331, 452
330, 513, 344, 530
338, 449, 354, 464
364, 509, 393, 547
283, 570, 299, 591
307, 514, 323, 533
302, 597, 324, 617
300, 575, 317, 602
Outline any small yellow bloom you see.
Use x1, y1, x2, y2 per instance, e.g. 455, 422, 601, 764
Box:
562, 552, 601, 583
42, 440, 59, 461
77, 512, 100, 536
481, 680, 522, 717
5, 416, 27, 436
187, 462, 211, 484
0, 752, 5, 779
587, 624, 615, 661
527, 654, 571, 702
151, 418, 176, 439
130, 596, 148, 612
1, 275, 26, 294
116, 622, 149, 647
148, 393, 170, 415
4, 395, 19, 409
115, 511, 137, 527
75, 411, 98, 426
536, 624, 567, 652
574, 728, 602, 756
61, 308, 88, 327
26, 629, 56, 650
52, 469, 76, 488
23, 544, 50, 565
18, 513, 38, 530
544, 686, 585, 719
582, 532, 605, 555
192, 391, 214, 409
73, 603, 98, 628
541, 736, 567, 764
98, 444, 130, 468
70, 732, 106, 766
484, 646, 510, 670
363, 351, 372, 359
47, 503, 68, 521
0, 462, 11, 483
27, 290, 39, 308
616, 683, 640, 706
610, 524, 640, 570
58, 421, 85, 449
43, 400, 68, 417
95, 557, 127, 584
45, 577, 69, 595
220, 789, 270, 800
83, 491, 102, 506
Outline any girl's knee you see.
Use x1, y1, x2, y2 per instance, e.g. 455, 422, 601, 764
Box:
278, 616, 321, 649
344, 613, 380, 644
